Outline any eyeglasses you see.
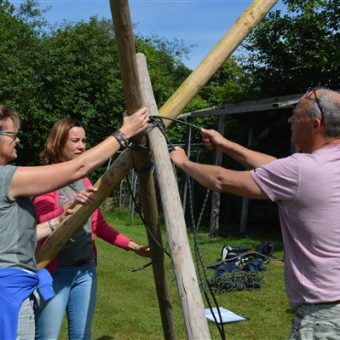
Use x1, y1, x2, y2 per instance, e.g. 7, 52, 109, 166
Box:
0, 130, 18, 140
306, 88, 325, 125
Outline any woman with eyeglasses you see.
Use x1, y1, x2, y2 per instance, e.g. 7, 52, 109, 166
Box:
0, 103, 148, 339
33, 117, 150, 340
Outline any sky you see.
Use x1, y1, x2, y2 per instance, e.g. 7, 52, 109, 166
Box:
11, 0, 286, 69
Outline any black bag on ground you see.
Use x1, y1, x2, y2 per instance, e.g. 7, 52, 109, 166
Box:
209, 241, 273, 293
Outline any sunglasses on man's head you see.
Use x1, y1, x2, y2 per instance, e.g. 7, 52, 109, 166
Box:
306, 88, 325, 125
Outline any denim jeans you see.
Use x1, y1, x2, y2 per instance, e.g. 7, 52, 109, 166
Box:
289, 303, 340, 340
35, 263, 97, 340
17, 297, 35, 340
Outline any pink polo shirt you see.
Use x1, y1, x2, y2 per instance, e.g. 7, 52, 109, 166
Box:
251, 143, 340, 308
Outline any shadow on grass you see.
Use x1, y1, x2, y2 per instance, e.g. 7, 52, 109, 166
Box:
96, 337, 113, 340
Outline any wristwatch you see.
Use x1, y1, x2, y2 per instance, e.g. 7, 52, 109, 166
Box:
112, 130, 130, 148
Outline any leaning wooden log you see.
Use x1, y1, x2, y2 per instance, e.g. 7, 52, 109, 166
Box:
109, 1, 177, 339
36, 149, 134, 268
36, 0, 277, 301
137, 52, 211, 339
36, 0, 277, 269
159, 0, 278, 127
110, 0, 211, 336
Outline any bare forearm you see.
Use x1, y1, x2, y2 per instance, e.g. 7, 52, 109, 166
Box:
36, 217, 60, 240
11, 107, 148, 198
219, 139, 276, 169
11, 136, 121, 198
180, 160, 267, 199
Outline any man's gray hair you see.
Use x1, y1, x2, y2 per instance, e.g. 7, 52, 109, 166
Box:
307, 88, 340, 137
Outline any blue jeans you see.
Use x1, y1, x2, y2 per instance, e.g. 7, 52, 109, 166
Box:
17, 297, 35, 340
35, 263, 97, 340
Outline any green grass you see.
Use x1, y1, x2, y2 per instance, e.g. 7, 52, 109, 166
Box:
59, 210, 293, 340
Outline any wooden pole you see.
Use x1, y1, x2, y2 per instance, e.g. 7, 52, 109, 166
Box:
37, 0, 277, 266
159, 0, 278, 127
36, 149, 134, 267
109, 1, 177, 339
109, 0, 142, 112
137, 53, 211, 339
36, 0, 277, 317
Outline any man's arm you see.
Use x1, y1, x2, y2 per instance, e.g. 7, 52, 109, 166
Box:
170, 147, 268, 200
201, 128, 276, 169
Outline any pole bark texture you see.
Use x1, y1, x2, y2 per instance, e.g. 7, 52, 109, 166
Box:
110, 1, 177, 339
35, 4, 278, 336
137, 53, 211, 339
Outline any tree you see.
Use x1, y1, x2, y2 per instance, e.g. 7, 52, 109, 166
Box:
0, 0, 48, 163
0, 0, 192, 167
241, 0, 339, 95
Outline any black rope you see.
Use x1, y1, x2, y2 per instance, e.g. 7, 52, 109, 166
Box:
131, 113, 225, 337
131, 260, 154, 272
128, 114, 204, 152
188, 180, 226, 340
147, 116, 176, 151
148, 113, 226, 339
125, 175, 171, 264
148, 115, 203, 132
129, 141, 149, 151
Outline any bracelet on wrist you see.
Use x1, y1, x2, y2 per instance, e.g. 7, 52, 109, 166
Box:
48, 220, 55, 232
112, 130, 130, 148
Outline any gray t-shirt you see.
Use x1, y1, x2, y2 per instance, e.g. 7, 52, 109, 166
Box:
56, 179, 94, 266
0, 165, 37, 271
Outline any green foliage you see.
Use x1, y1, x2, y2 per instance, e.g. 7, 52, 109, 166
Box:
0, 0, 192, 170
165, 58, 253, 148
0, 1, 44, 163
0, 0, 252, 171
37, 19, 125, 150
202, 59, 254, 105
241, 0, 339, 95
3, 0, 337, 234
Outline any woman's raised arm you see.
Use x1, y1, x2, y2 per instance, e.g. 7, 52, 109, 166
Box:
10, 107, 148, 198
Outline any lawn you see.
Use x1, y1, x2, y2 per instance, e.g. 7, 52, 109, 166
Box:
59, 209, 293, 340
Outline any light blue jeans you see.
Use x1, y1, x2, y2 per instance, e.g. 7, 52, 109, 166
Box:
290, 303, 340, 339
35, 263, 97, 340
17, 297, 35, 340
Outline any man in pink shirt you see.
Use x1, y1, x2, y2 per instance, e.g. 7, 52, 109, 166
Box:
171, 88, 340, 339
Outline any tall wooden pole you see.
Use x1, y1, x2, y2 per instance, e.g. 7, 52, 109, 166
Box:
37, 0, 277, 308
109, 1, 177, 339
137, 53, 211, 339
160, 0, 278, 127
37, 0, 277, 265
